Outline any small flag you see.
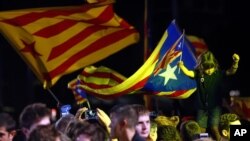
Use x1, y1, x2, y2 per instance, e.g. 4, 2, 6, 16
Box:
68, 79, 88, 105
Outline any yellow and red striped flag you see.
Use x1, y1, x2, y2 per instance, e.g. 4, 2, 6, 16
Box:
68, 65, 127, 104
0, 0, 139, 88
186, 35, 208, 57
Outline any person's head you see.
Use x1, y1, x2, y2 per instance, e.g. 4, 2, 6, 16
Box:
157, 125, 182, 141
197, 50, 219, 75
180, 120, 201, 141
131, 104, 151, 139
65, 120, 107, 141
55, 114, 75, 133
0, 112, 16, 141
219, 113, 241, 139
109, 104, 138, 139
19, 103, 52, 138
28, 124, 71, 141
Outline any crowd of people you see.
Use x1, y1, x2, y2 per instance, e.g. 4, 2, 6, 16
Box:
0, 50, 244, 141
0, 102, 244, 141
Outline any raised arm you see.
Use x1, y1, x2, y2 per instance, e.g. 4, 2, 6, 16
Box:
226, 53, 240, 75
178, 61, 195, 78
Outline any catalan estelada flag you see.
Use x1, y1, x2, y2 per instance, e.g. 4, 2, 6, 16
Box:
69, 20, 197, 99
0, 0, 139, 88
68, 79, 88, 105
143, 33, 197, 98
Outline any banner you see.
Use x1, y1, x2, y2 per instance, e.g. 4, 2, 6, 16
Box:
69, 20, 197, 99
0, 0, 139, 87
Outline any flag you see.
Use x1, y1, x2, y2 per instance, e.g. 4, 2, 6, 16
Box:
143, 32, 197, 98
68, 66, 127, 98
186, 35, 208, 57
68, 65, 127, 102
0, 0, 139, 88
70, 20, 197, 99
68, 79, 88, 105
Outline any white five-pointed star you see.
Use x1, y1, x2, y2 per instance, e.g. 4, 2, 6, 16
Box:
158, 64, 177, 85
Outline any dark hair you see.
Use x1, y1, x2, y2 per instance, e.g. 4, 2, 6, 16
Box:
130, 104, 150, 116
55, 114, 75, 133
0, 112, 16, 132
65, 120, 108, 141
28, 125, 71, 141
19, 103, 51, 129
110, 104, 138, 128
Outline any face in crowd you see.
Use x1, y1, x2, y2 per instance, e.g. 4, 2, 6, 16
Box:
135, 113, 151, 138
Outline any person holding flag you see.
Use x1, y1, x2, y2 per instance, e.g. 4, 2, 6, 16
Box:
178, 50, 240, 141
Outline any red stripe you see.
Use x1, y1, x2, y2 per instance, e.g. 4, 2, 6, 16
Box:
83, 5, 114, 26
84, 75, 150, 99
47, 25, 106, 61
73, 93, 86, 103
164, 90, 187, 97
34, 20, 77, 38
34, 5, 114, 38
83, 82, 115, 89
68, 80, 77, 88
2, 7, 92, 26
154, 45, 172, 73
154, 41, 180, 75
82, 71, 125, 83
192, 42, 208, 49
151, 90, 188, 97
119, 19, 132, 29
48, 28, 138, 79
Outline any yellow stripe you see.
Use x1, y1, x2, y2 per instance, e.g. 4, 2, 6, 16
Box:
79, 31, 169, 95
156, 88, 196, 99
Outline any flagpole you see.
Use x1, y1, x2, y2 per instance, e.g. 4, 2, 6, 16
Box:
86, 100, 91, 109
46, 88, 61, 106
143, 0, 153, 110
143, 0, 149, 61
178, 30, 185, 74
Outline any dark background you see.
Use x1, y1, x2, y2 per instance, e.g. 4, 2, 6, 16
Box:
0, 0, 249, 121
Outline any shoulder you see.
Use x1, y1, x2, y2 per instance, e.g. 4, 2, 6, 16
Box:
132, 132, 146, 141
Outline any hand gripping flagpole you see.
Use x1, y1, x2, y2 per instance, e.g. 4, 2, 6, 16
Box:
178, 29, 185, 74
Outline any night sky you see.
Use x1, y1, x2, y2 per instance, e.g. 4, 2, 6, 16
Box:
0, 0, 249, 120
